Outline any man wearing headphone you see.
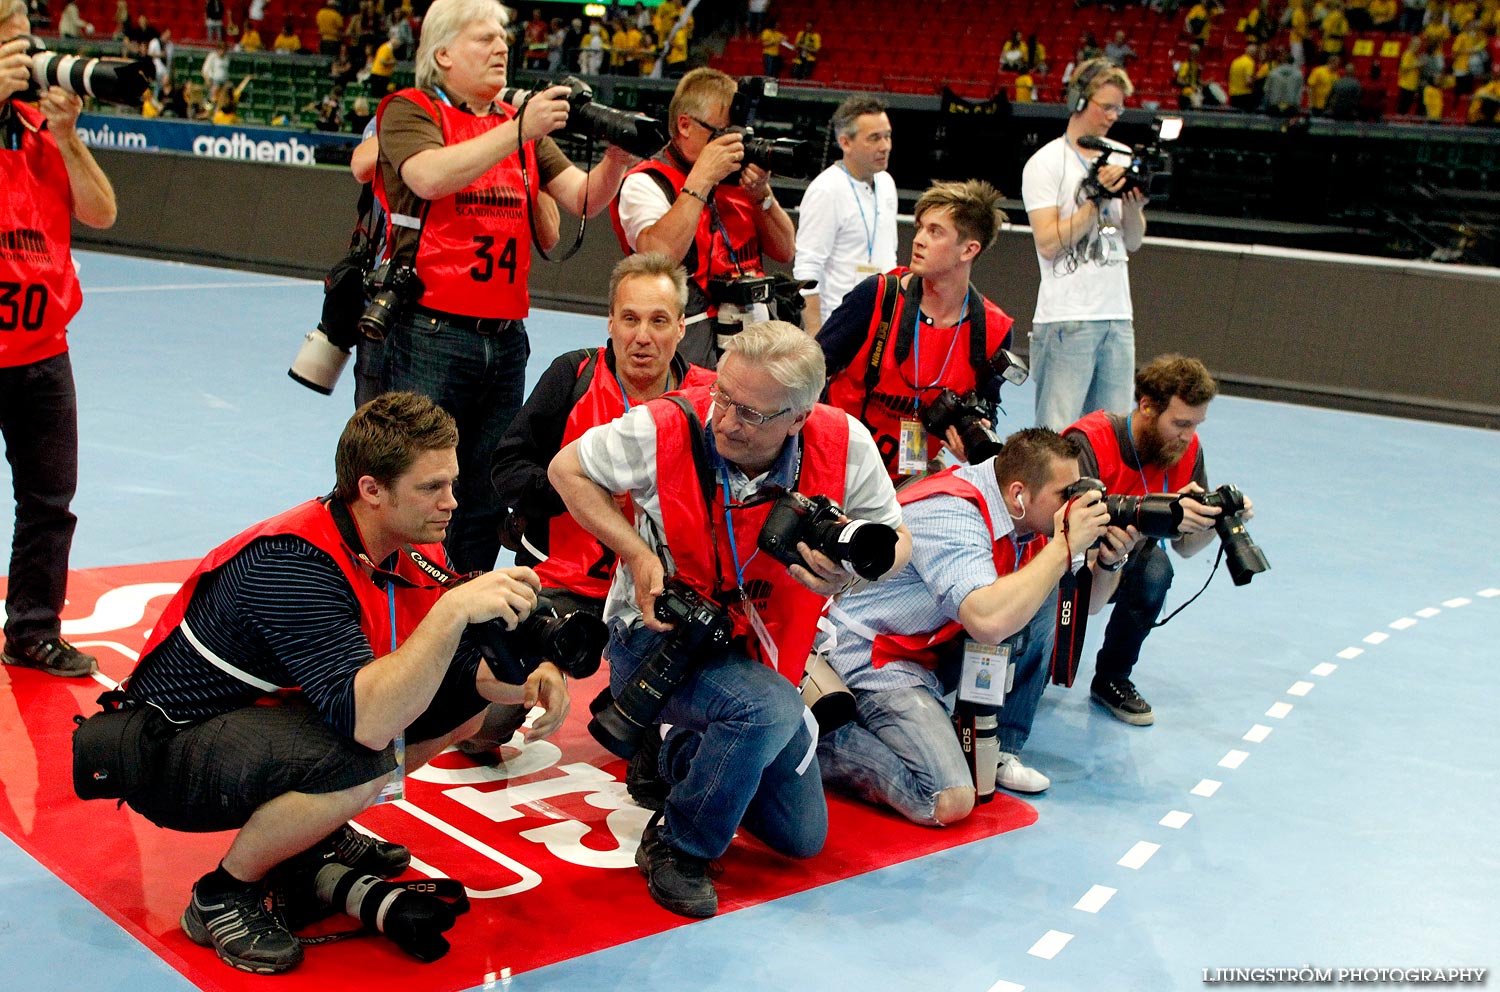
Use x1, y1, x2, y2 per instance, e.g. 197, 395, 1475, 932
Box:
1021, 58, 1147, 432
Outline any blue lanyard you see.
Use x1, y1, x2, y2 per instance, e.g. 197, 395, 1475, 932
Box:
613, 369, 633, 411
910, 287, 969, 413
386, 583, 398, 652
840, 163, 878, 262
717, 467, 758, 588
1124, 412, 1167, 496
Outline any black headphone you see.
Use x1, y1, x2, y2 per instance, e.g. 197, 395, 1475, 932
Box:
1068, 59, 1109, 115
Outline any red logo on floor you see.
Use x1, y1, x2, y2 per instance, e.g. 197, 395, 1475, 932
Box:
1, 560, 1036, 992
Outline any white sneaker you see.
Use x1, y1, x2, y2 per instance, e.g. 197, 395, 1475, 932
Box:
995, 752, 1050, 794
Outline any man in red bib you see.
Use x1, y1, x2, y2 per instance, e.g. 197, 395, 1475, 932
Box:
1, 0, 117, 678
551, 322, 909, 918
372, 0, 636, 575
117, 393, 568, 975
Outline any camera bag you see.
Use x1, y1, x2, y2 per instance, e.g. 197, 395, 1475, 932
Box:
71, 691, 164, 801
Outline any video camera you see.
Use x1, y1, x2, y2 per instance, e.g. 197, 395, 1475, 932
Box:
11, 35, 154, 107
588, 580, 734, 758
919, 347, 1030, 465
499, 76, 668, 159
1076, 116, 1181, 203
1062, 478, 1269, 586
757, 491, 900, 581
471, 594, 607, 684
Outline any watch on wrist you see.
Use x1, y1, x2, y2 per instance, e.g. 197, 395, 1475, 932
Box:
760, 192, 775, 212
1098, 551, 1129, 573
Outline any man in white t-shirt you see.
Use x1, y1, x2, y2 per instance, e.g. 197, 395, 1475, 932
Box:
793, 95, 898, 334
1021, 58, 1148, 430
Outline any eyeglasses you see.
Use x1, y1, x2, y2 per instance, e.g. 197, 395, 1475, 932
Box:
689, 115, 727, 136
711, 381, 792, 427
1090, 98, 1125, 116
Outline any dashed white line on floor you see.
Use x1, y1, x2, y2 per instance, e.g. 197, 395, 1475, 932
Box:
1218, 749, 1250, 769
1266, 702, 1293, 719
1337, 647, 1364, 660
1191, 779, 1222, 797
1118, 841, 1161, 870
1311, 663, 1338, 677
1415, 607, 1442, 618
1389, 617, 1417, 630
1443, 597, 1471, 608
1160, 810, 1193, 829
1363, 631, 1390, 645
1243, 725, 1273, 743
1480, 588, 1500, 598
1287, 681, 1315, 696
985, 981, 1026, 992
1074, 884, 1117, 913
1027, 930, 1073, 959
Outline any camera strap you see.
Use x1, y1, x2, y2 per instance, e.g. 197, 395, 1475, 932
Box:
513, 90, 589, 263
1049, 498, 1094, 688
858, 273, 902, 423
880, 276, 995, 407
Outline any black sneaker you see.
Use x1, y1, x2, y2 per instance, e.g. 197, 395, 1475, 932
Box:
1, 637, 97, 678
626, 728, 669, 811
1091, 676, 1156, 726
328, 823, 410, 878
635, 812, 719, 918
181, 874, 304, 975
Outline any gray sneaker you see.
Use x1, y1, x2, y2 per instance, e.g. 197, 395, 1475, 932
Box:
1, 637, 97, 678
181, 875, 304, 975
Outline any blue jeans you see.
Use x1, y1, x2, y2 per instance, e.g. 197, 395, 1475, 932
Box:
608, 621, 827, 861
1095, 538, 1174, 681
818, 592, 1056, 822
1029, 319, 1136, 430
380, 309, 529, 573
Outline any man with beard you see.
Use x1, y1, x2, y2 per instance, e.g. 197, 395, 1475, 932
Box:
1063, 354, 1250, 726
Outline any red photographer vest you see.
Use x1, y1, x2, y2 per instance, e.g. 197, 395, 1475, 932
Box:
1067, 410, 1200, 497
374, 89, 538, 319
138, 500, 447, 670
869, 468, 1043, 670
651, 385, 849, 684
824, 269, 1014, 478
0, 101, 83, 368
535, 348, 715, 600
609, 152, 763, 318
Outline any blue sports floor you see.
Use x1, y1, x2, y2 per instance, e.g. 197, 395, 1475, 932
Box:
1, 251, 1497, 991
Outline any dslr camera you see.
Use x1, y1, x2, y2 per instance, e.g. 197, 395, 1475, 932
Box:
588, 580, 734, 758
287, 244, 376, 394
358, 263, 424, 342
13, 35, 154, 107
707, 274, 775, 308
500, 76, 668, 159
920, 347, 1030, 465
1077, 116, 1182, 203
1063, 477, 1269, 586
471, 594, 607, 684
757, 491, 899, 581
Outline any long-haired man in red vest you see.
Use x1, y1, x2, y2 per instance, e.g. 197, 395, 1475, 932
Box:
818, 179, 1015, 481
115, 393, 568, 975
611, 67, 797, 368
551, 322, 910, 918
0, 0, 117, 678
819, 429, 1133, 819
372, 0, 636, 576
1064, 354, 1251, 726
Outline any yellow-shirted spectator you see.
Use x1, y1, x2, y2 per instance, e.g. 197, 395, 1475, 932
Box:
1290, 0, 1312, 65
1308, 54, 1339, 109
273, 20, 301, 53
1396, 36, 1424, 113
1184, 2, 1217, 44
664, 13, 692, 77
1451, 0, 1479, 26
1368, 0, 1399, 26
1468, 72, 1500, 122
792, 21, 821, 79
1228, 43, 1260, 110
239, 27, 263, 51
1176, 45, 1204, 107
1451, 21, 1485, 94
1422, 76, 1446, 118
653, 0, 681, 42
610, 22, 632, 70
315, 0, 342, 55
1480, 0, 1500, 31
760, 23, 786, 75
1014, 71, 1035, 102
1321, 3, 1351, 55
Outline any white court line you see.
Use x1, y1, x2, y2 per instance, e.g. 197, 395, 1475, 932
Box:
1415, 607, 1442, 618
986, 982, 1026, 992
1243, 725, 1273, 743
1219, 749, 1250, 769
1362, 631, 1390, 645
1443, 597, 1471, 608
1074, 884, 1117, 913
1027, 930, 1074, 959
1191, 779, 1222, 797
1287, 681, 1315, 696
1160, 810, 1193, 829
1480, 588, 1500, 598
1118, 841, 1160, 870
1266, 701, 1293, 719
1311, 663, 1338, 677
1336, 647, 1364, 660
1389, 617, 1417, 630
87, 279, 311, 294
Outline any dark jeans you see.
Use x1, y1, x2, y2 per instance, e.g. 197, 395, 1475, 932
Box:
0, 351, 79, 648
1094, 539, 1174, 682
381, 308, 529, 573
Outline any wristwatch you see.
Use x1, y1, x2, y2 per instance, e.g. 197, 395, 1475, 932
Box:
760, 192, 776, 212
1098, 551, 1129, 573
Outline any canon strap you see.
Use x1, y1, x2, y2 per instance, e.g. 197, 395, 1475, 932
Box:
1050, 563, 1093, 688
325, 496, 471, 590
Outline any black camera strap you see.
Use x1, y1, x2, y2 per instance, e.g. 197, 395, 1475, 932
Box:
325, 496, 471, 591
1049, 499, 1095, 688
858, 273, 903, 422
513, 90, 590, 263
869, 275, 994, 411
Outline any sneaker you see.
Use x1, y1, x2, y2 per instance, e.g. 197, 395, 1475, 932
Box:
1, 637, 97, 678
626, 726, 669, 812
181, 874, 304, 975
1091, 676, 1156, 726
328, 823, 410, 878
995, 752, 1051, 794
635, 812, 718, 918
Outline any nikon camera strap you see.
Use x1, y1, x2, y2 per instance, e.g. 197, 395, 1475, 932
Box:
858, 272, 903, 422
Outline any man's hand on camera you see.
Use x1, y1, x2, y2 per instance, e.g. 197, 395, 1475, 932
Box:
448, 566, 541, 629
1093, 524, 1138, 568
522, 661, 570, 742
739, 161, 772, 201
790, 537, 853, 597
688, 130, 744, 189
520, 84, 572, 140
0, 37, 31, 103
1058, 490, 1111, 552
1175, 482, 1222, 535
39, 86, 84, 133
629, 551, 673, 632
942, 419, 993, 464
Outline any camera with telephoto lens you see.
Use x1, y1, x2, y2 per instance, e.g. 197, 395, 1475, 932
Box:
920, 348, 1030, 465
757, 491, 899, 581
471, 595, 606, 684
1076, 116, 1181, 203
707, 274, 775, 308
588, 580, 734, 758
1062, 478, 1269, 586
14, 35, 154, 107
288, 245, 375, 394
499, 76, 668, 159
314, 863, 459, 962
357, 263, 424, 342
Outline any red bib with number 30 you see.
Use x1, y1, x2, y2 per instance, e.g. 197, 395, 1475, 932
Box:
377, 89, 537, 320
0, 101, 83, 368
